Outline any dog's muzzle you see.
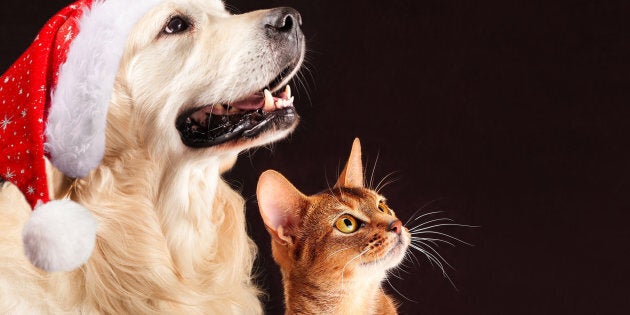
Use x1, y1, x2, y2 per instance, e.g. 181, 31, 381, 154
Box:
176, 7, 305, 148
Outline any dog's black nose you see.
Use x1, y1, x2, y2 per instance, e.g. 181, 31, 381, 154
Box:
264, 7, 302, 37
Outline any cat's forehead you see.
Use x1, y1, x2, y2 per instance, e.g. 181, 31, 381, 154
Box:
307, 187, 397, 227
314, 187, 382, 209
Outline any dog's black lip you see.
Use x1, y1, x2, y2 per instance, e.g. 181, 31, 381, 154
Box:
177, 107, 298, 148
243, 107, 298, 138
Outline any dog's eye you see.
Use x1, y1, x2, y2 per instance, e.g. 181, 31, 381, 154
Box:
164, 16, 190, 34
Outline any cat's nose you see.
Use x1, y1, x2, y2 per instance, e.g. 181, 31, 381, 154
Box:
388, 220, 403, 235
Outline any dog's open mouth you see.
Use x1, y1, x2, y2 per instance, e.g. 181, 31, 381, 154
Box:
176, 84, 298, 148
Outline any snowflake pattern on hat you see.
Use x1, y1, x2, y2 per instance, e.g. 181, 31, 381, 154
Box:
0, 2, 84, 209
0, 0, 167, 272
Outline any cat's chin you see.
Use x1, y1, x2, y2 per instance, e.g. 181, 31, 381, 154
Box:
360, 235, 410, 270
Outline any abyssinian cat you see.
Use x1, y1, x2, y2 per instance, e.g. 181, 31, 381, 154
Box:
257, 138, 410, 314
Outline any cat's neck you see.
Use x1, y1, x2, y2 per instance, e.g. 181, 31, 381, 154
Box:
282, 268, 396, 314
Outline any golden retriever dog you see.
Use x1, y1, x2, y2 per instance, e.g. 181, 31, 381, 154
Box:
0, 0, 304, 313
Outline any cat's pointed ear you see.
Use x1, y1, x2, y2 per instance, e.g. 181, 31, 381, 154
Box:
335, 138, 364, 188
257, 170, 307, 245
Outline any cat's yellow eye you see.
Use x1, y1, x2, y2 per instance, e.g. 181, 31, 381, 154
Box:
378, 200, 391, 215
335, 214, 359, 234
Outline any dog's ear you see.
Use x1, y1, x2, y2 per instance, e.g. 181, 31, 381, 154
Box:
257, 170, 307, 246
335, 138, 364, 188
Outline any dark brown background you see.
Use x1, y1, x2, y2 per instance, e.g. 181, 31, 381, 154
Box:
2, 0, 629, 314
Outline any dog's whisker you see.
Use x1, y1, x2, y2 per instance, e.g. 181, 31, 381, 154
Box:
294, 70, 313, 107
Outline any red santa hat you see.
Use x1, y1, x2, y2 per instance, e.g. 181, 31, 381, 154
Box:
0, 0, 166, 272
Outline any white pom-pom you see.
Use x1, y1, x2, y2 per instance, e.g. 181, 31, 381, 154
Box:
22, 199, 97, 272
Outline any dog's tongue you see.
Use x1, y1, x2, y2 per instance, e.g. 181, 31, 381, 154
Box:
229, 94, 264, 110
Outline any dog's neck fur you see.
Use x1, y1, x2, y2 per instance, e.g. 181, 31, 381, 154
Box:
46, 90, 262, 313
61, 154, 260, 313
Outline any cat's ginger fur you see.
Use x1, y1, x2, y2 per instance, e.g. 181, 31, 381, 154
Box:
258, 139, 406, 314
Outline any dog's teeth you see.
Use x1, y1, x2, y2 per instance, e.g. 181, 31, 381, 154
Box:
276, 96, 295, 109
211, 104, 227, 115
285, 85, 291, 99
263, 89, 275, 111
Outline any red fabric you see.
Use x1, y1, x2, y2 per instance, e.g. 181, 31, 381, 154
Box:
0, 1, 91, 209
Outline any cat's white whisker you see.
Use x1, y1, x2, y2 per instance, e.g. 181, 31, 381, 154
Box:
322, 172, 346, 206
424, 239, 444, 248
326, 246, 353, 259
368, 151, 381, 190
384, 276, 418, 303
375, 174, 400, 194
387, 269, 403, 280
399, 247, 421, 271
409, 242, 457, 289
409, 243, 443, 271
410, 217, 454, 230
412, 236, 456, 247
396, 258, 413, 274
410, 222, 478, 232
376, 180, 396, 194
403, 207, 475, 292
340, 248, 370, 290
324, 169, 335, 194
405, 249, 423, 268
413, 240, 455, 271
374, 171, 399, 193
411, 230, 475, 246
405, 208, 445, 226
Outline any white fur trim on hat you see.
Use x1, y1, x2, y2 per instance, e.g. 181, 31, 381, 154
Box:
45, 0, 166, 178
22, 199, 97, 272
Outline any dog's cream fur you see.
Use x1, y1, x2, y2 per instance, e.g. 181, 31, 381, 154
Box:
0, 0, 303, 313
